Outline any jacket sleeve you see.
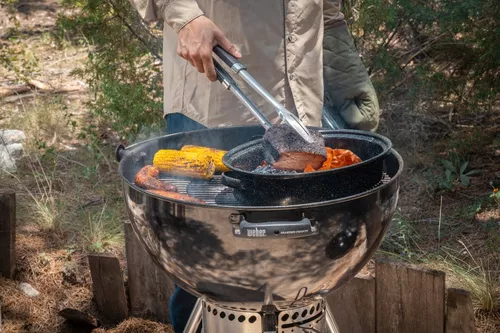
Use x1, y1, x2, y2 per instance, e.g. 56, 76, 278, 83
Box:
129, 0, 204, 33
323, 0, 345, 29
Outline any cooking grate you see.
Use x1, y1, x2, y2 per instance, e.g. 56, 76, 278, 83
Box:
158, 176, 240, 205
157, 173, 391, 207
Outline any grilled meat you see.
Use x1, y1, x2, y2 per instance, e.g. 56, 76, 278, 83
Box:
148, 189, 206, 204
263, 124, 327, 171
135, 165, 178, 192
304, 148, 361, 172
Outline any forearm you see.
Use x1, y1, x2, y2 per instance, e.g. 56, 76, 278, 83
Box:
323, 0, 346, 29
129, 0, 204, 32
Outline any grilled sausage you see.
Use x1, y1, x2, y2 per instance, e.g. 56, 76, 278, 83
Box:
135, 165, 178, 192
147, 189, 206, 204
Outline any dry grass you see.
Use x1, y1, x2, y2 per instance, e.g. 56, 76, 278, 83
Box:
92, 318, 174, 333
0, 226, 96, 333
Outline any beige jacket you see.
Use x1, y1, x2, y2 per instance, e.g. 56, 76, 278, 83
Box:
130, 0, 345, 128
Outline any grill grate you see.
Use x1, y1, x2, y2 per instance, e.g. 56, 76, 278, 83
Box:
158, 176, 240, 205
157, 173, 391, 207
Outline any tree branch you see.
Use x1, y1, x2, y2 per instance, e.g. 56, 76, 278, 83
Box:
107, 0, 162, 62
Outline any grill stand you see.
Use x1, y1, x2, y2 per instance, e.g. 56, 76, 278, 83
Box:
183, 298, 340, 333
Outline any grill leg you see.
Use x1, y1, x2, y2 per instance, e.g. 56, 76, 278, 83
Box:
183, 298, 203, 333
325, 302, 340, 333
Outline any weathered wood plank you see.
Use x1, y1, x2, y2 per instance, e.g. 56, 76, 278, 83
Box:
124, 221, 175, 323
328, 276, 376, 333
88, 253, 128, 325
376, 258, 445, 333
0, 189, 16, 279
446, 288, 475, 333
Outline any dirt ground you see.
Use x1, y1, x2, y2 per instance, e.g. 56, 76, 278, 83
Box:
0, 1, 499, 333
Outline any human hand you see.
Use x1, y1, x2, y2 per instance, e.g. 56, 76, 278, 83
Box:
177, 16, 241, 82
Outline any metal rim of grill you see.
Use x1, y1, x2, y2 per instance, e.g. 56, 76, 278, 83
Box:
156, 173, 392, 207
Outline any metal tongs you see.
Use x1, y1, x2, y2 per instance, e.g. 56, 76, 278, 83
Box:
212, 46, 315, 143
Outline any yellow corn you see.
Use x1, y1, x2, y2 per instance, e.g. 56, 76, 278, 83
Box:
153, 150, 215, 179
181, 145, 231, 173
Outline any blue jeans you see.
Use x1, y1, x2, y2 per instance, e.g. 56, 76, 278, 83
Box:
165, 113, 205, 333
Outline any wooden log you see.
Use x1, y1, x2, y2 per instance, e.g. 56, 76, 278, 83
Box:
124, 221, 175, 323
88, 253, 128, 325
446, 288, 475, 333
328, 276, 376, 333
0, 85, 30, 98
58, 308, 99, 329
0, 189, 16, 279
376, 258, 445, 333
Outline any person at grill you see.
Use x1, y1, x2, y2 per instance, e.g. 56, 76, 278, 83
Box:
130, 0, 380, 332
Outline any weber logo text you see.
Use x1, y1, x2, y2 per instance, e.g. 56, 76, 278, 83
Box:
247, 228, 266, 237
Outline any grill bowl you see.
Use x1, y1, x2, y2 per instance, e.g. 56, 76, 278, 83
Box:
117, 126, 403, 308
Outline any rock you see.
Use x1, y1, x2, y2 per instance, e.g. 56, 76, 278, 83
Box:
18, 282, 40, 297
495, 149, 500, 157
0, 129, 26, 145
5, 143, 24, 159
0, 143, 24, 173
0, 129, 26, 173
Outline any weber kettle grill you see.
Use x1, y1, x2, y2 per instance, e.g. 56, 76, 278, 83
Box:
116, 127, 403, 333
115, 47, 402, 333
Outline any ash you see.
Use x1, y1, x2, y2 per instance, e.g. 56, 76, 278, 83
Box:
253, 165, 298, 175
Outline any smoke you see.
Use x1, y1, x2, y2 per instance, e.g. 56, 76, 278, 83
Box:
128, 122, 165, 145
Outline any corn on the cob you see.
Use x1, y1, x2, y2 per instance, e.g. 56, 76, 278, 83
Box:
153, 150, 215, 179
181, 145, 231, 172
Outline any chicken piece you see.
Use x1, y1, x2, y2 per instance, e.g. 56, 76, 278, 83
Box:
148, 189, 206, 204
263, 124, 327, 171
135, 165, 178, 192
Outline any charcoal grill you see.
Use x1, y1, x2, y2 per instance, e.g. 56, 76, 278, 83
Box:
116, 126, 403, 333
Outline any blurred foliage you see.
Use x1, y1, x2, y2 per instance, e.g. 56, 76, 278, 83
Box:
344, 0, 499, 112
56, 0, 164, 141
51, 0, 499, 139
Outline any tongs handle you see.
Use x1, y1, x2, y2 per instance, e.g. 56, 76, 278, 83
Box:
213, 46, 314, 143
213, 58, 272, 129
213, 45, 246, 73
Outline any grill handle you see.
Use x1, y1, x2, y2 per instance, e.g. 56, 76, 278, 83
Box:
115, 144, 126, 162
231, 214, 318, 239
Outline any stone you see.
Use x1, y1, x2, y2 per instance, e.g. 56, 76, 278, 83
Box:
0, 148, 17, 173
0, 143, 24, 173
0, 129, 25, 173
5, 143, 23, 159
18, 282, 40, 297
0, 130, 26, 145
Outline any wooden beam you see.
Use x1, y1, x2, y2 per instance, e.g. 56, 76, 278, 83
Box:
0, 189, 16, 279
124, 221, 175, 323
376, 258, 445, 333
446, 288, 475, 333
328, 276, 376, 333
88, 253, 128, 325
